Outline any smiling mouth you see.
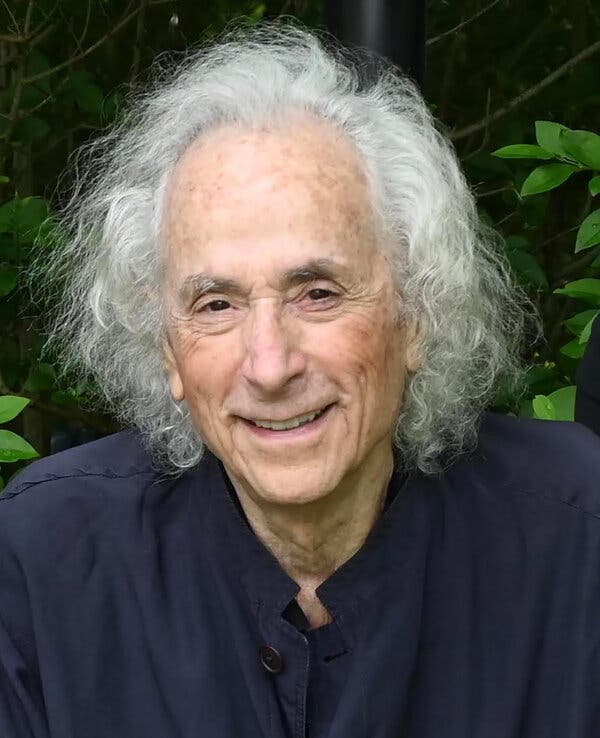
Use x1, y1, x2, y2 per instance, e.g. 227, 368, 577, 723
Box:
247, 406, 330, 431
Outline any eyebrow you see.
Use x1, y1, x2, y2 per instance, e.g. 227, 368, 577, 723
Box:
177, 258, 347, 303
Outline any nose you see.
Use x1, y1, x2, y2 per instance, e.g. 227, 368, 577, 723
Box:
241, 300, 306, 393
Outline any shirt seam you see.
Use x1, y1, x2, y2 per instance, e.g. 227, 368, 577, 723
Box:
507, 483, 600, 523
1, 469, 155, 501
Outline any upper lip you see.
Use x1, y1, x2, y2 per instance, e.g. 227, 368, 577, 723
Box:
241, 405, 331, 423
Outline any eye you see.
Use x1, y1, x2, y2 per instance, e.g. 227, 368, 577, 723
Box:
307, 288, 336, 301
198, 299, 231, 313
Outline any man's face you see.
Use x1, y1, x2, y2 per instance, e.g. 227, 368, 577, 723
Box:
162, 117, 420, 506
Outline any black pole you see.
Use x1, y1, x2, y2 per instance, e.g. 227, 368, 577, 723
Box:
324, 0, 426, 90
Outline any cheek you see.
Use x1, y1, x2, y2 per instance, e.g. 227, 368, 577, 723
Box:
320, 311, 404, 410
172, 332, 238, 413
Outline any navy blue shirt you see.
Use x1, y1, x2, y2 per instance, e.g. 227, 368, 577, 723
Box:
1, 411, 600, 737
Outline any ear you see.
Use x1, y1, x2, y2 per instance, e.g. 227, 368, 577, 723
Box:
403, 316, 424, 375
163, 335, 185, 402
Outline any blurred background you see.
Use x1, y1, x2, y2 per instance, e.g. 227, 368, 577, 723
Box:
1, 0, 599, 484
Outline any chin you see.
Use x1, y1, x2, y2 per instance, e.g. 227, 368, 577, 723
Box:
245, 464, 340, 506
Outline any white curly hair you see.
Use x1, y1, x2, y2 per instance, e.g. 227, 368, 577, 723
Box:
35, 21, 539, 474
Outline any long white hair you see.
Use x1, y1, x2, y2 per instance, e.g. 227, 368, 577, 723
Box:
35, 21, 539, 474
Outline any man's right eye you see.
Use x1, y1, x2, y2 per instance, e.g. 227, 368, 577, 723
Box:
200, 299, 231, 312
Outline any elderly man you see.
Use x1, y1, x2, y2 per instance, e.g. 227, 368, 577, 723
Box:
1, 23, 600, 738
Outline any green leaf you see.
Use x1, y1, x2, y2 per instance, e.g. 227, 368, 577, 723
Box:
575, 209, 600, 252
12, 117, 50, 144
563, 309, 600, 336
0, 430, 38, 462
76, 82, 104, 115
25, 50, 51, 93
0, 395, 30, 423
14, 197, 48, 242
506, 249, 549, 290
560, 339, 587, 359
0, 268, 17, 296
100, 89, 123, 122
554, 278, 600, 305
520, 164, 578, 196
535, 121, 572, 158
67, 71, 104, 116
532, 394, 556, 420
0, 200, 16, 233
560, 129, 600, 170
491, 144, 554, 159
505, 235, 531, 251
24, 362, 56, 392
579, 312, 599, 344
590, 176, 600, 196
0, 197, 50, 242
249, 2, 267, 22
547, 386, 576, 421
0, 175, 9, 184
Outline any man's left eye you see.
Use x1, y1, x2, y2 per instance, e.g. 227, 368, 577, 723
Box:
307, 288, 335, 301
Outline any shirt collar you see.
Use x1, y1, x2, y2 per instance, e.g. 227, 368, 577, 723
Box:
186, 449, 430, 624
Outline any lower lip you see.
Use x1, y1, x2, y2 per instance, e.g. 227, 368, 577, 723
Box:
241, 405, 334, 441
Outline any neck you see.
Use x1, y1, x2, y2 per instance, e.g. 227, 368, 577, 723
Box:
226, 441, 395, 619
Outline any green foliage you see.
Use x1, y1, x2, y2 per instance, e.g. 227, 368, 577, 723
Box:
492, 145, 554, 160
491, 120, 600, 422
532, 386, 576, 421
0, 395, 38, 491
520, 163, 579, 197
576, 210, 600, 252
1, 0, 600, 463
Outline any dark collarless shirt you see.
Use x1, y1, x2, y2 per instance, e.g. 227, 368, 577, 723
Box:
2, 411, 600, 738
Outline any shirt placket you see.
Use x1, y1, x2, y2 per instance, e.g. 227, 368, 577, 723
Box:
257, 601, 311, 738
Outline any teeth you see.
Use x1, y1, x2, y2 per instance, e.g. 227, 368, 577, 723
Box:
252, 408, 325, 431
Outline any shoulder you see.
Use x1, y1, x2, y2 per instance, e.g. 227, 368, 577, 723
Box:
0, 431, 161, 554
3, 430, 154, 496
456, 411, 600, 520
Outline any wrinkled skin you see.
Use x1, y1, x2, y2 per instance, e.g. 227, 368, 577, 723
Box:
161, 117, 421, 611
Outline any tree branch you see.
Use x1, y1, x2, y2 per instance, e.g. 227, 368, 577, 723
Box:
551, 245, 600, 287
130, 0, 149, 84
1, 0, 20, 37
451, 38, 600, 141
474, 184, 514, 199
427, 0, 503, 46
0, 50, 27, 170
75, 0, 92, 55
22, 5, 144, 85
23, 0, 35, 36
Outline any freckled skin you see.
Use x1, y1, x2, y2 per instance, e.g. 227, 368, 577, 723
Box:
161, 116, 421, 619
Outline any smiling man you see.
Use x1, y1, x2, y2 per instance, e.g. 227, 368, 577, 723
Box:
2, 23, 600, 738
161, 117, 419, 628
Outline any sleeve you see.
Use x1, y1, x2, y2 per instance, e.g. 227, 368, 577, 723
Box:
0, 506, 50, 738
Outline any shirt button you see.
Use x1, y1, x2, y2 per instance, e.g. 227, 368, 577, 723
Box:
259, 645, 283, 674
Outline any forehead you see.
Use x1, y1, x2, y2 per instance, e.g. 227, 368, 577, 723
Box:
161, 116, 380, 282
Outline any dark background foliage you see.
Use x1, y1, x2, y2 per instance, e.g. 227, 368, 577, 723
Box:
1, 0, 599, 484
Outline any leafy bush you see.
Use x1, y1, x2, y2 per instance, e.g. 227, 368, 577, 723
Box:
492, 122, 600, 420
0, 395, 38, 491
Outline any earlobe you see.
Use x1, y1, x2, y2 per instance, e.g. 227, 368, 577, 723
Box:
163, 338, 185, 402
168, 369, 185, 403
404, 316, 424, 374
